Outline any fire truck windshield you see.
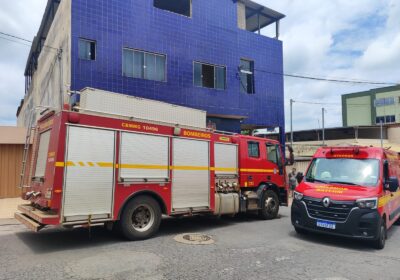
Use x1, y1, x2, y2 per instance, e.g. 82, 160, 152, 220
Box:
305, 158, 380, 187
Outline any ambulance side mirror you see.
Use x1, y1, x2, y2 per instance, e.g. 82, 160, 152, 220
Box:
386, 177, 399, 193
296, 172, 304, 184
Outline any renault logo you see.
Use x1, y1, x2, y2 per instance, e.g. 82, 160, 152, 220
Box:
322, 197, 331, 208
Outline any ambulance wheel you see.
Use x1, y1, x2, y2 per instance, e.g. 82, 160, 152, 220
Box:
120, 196, 161, 240
258, 190, 280, 220
372, 219, 386, 250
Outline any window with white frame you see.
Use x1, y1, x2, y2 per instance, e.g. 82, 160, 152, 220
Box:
123, 48, 166, 82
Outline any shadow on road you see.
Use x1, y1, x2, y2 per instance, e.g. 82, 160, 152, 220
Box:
15, 214, 266, 254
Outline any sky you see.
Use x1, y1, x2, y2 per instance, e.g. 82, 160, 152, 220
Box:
0, 0, 399, 130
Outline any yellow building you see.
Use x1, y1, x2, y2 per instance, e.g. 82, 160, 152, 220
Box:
342, 85, 400, 126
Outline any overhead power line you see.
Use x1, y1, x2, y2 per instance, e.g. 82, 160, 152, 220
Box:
0, 31, 59, 51
255, 69, 399, 86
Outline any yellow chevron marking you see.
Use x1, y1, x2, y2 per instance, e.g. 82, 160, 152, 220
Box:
78, 162, 85, 167
87, 162, 95, 167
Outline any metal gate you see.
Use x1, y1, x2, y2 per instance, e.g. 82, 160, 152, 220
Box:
172, 138, 210, 211
62, 126, 115, 222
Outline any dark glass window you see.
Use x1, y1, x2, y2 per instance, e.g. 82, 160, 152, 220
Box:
123, 49, 166, 82
79, 39, 96, 60
193, 62, 226, 90
248, 141, 260, 158
240, 59, 255, 94
154, 0, 191, 17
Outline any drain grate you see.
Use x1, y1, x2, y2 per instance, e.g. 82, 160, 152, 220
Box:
174, 233, 215, 245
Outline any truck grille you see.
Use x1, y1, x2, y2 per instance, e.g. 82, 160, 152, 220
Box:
303, 196, 356, 222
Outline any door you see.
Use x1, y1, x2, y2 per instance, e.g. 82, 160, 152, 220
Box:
266, 143, 285, 186
172, 138, 210, 211
62, 126, 115, 222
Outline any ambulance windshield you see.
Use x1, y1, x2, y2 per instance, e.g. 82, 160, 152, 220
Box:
305, 158, 380, 187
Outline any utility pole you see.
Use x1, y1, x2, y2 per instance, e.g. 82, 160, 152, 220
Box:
290, 99, 294, 147
380, 120, 383, 148
322, 108, 325, 145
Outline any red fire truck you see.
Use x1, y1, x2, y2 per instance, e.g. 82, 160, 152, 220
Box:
15, 109, 293, 240
292, 146, 400, 249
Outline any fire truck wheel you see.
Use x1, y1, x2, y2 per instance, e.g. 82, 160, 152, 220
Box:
372, 218, 386, 250
258, 190, 280, 220
120, 196, 162, 240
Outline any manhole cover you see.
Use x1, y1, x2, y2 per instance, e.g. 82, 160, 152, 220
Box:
174, 233, 215, 245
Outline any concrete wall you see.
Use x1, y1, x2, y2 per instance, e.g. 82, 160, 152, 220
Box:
388, 126, 400, 143
375, 89, 400, 122
17, 0, 72, 127
346, 96, 372, 126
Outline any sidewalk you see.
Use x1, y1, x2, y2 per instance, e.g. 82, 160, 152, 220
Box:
0, 198, 24, 219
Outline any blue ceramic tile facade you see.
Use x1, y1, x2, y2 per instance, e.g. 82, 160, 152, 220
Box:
70, 0, 284, 134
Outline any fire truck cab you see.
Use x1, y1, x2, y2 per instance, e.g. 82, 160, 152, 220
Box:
291, 146, 400, 249
16, 108, 292, 240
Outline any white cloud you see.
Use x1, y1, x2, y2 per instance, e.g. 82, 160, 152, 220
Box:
257, 0, 400, 131
0, 0, 47, 125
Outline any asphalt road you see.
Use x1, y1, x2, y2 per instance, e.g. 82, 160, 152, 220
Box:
1, 207, 399, 280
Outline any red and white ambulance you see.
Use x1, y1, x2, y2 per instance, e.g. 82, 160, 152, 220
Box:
292, 146, 400, 249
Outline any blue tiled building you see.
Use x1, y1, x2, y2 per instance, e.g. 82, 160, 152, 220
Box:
21, 0, 285, 138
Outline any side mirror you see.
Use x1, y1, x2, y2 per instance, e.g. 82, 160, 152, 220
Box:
285, 145, 295, 166
296, 172, 304, 184
383, 160, 389, 180
386, 176, 399, 193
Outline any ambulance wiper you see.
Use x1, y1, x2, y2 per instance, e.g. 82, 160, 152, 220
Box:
306, 177, 329, 184
328, 181, 357, 186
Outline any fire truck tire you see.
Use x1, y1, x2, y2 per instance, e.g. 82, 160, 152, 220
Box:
258, 190, 280, 220
120, 196, 162, 240
372, 218, 386, 250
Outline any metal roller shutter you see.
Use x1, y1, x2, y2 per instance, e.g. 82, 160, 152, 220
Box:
63, 126, 115, 221
172, 138, 210, 210
120, 132, 169, 181
214, 143, 238, 175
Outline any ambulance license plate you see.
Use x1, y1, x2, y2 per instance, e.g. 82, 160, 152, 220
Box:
316, 220, 336, 230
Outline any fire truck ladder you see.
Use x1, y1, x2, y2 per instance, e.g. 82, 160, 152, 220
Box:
19, 106, 55, 189
19, 112, 36, 189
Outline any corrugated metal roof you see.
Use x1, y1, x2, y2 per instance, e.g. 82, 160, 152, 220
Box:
0, 127, 28, 144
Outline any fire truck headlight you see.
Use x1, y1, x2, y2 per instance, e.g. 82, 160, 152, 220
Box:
294, 191, 303, 201
356, 198, 378, 209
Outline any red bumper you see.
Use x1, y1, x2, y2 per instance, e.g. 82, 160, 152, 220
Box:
14, 204, 59, 232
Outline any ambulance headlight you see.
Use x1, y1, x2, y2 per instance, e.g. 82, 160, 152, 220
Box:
294, 191, 303, 201
356, 198, 378, 209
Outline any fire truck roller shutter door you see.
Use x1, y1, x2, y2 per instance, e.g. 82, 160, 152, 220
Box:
120, 132, 169, 181
62, 126, 116, 222
172, 138, 210, 210
214, 143, 238, 175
